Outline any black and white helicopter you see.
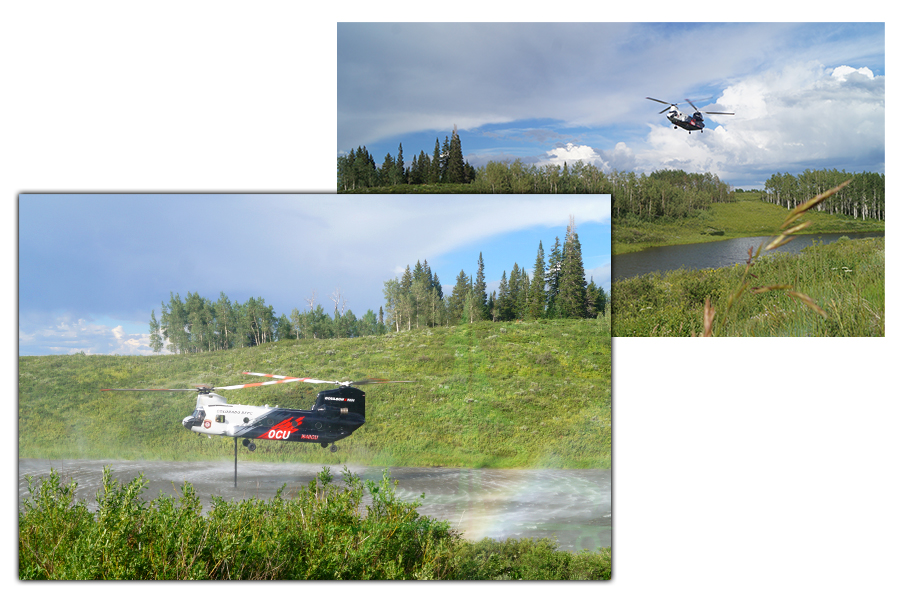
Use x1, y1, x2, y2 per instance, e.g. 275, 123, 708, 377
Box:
102, 372, 411, 486
646, 97, 734, 133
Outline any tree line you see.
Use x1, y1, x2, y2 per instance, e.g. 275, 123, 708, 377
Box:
381, 217, 607, 332
337, 127, 476, 191
763, 168, 885, 220
469, 159, 734, 218
338, 140, 733, 221
149, 291, 387, 354
149, 220, 607, 353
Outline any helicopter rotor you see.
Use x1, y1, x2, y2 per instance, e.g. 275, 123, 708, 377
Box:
241, 372, 414, 388
102, 372, 414, 395
648, 96, 734, 120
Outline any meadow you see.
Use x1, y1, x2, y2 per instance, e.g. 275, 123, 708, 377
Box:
612, 192, 885, 255
612, 236, 884, 336
19, 318, 611, 468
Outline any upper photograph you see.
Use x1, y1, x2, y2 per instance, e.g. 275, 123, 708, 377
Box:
337, 23, 885, 336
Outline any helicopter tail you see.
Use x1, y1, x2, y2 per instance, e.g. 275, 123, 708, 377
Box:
313, 386, 366, 419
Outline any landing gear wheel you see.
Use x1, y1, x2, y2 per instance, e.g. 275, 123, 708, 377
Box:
242, 439, 250, 447
320, 442, 328, 449
330, 445, 338, 453
248, 442, 256, 452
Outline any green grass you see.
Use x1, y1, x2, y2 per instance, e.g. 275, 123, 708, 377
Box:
19, 319, 611, 468
612, 237, 885, 336
613, 193, 884, 255
19, 466, 611, 580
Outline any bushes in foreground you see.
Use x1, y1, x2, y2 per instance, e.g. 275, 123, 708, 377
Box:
19, 467, 611, 580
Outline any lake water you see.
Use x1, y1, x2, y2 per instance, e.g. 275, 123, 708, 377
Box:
613, 232, 884, 281
18, 458, 611, 552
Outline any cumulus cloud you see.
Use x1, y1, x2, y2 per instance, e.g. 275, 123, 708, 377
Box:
19, 315, 161, 356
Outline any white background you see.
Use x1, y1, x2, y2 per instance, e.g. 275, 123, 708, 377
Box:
5, 3, 895, 613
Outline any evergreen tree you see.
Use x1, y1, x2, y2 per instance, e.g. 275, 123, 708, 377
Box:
400, 265, 413, 295
432, 272, 443, 300
391, 143, 406, 185
527, 241, 546, 320
508, 264, 521, 320
586, 277, 609, 318
556, 217, 588, 319
448, 269, 469, 324
430, 139, 441, 184
496, 270, 511, 321
545, 237, 563, 317
447, 127, 465, 183
474, 252, 488, 320
380, 152, 395, 186
440, 136, 451, 182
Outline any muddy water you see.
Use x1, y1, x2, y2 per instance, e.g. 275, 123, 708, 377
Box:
18, 459, 611, 552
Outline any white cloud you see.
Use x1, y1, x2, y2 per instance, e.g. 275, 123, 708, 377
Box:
19, 316, 160, 356
831, 65, 875, 82
625, 62, 884, 184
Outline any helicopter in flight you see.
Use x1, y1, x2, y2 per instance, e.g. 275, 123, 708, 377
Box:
646, 97, 734, 133
102, 372, 412, 486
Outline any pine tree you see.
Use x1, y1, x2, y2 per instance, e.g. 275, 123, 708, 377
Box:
440, 136, 451, 182
447, 126, 465, 183
474, 252, 488, 320
527, 240, 546, 320
430, 139, 441, 184
556, 217, 588, 319
448, 269, 469, 324
545, 236, 563, 318
497, 270, 510, 321
508, 264, 521, 320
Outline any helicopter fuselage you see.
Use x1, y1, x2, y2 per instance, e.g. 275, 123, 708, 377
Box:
666, 109, 705, 132
182, 386, 366, 447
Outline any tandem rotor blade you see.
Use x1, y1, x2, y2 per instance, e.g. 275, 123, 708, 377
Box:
101, 388, 201, 392
346, 378, 415, 386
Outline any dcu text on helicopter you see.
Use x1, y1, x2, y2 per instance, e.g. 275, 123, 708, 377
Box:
102, 372, 412, 485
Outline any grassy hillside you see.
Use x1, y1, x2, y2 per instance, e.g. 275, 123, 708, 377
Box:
19, 319, 611, 468
613, 192, 885, 255
612, 236, 884, 336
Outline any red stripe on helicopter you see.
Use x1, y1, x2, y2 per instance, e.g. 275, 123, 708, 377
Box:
257, 416, 304, 440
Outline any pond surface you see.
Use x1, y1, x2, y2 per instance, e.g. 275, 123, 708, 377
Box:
613, 232, 883, 281
18, 458, 611, 552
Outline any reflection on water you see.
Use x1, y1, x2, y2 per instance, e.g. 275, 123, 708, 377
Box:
614, 232, 883, 281
18, 459, 611, 552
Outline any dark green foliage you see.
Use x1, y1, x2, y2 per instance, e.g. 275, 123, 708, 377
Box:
447, 537, 611, 580
338, 130, 476, 191
556, 219, 588, 319
527, 241, 546, 320
19, 467, 611, 580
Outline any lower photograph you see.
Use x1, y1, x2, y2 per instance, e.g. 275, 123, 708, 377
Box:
18, 192, 612, 580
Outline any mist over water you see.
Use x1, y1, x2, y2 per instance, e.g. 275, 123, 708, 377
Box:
19, 459, 611, 552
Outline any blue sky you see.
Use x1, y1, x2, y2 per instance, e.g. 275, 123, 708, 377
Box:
338, 23, 884, 189
19, 194, 610, 356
